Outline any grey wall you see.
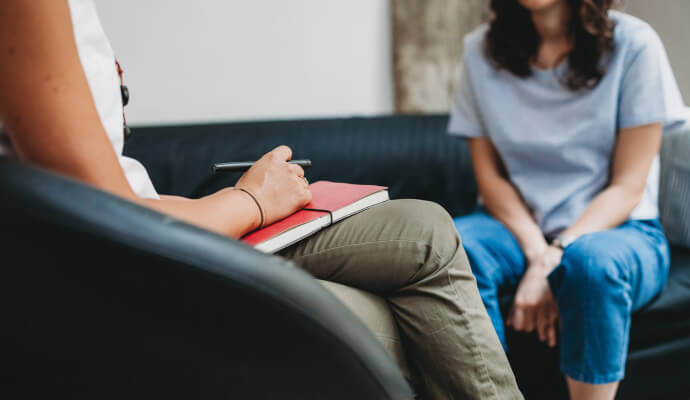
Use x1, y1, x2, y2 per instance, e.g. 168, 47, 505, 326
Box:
624, 0, 690, 103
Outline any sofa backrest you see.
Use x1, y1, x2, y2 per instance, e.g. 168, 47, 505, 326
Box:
660, 119, 690, 248
125, 115, 479, 218
125, 113, 689, 247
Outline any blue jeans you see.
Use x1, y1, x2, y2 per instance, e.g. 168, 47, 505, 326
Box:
454, 211, 670, 384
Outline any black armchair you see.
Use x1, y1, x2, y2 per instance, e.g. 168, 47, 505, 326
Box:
120, 114, 690, 400
0, 157, 414, 399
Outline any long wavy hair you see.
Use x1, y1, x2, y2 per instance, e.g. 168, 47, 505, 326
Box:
486, 0, 616, 90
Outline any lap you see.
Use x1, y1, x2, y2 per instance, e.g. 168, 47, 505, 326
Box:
550, 220, 670, 309
561, 220, 667, 265
453, 210, 526, 288
280, 199, 458, 293
454, 212, 669, 309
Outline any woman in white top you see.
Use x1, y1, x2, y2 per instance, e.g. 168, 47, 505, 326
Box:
0, 1, 524, 398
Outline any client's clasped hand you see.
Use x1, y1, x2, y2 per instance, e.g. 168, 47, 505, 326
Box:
507, 245, 563, 348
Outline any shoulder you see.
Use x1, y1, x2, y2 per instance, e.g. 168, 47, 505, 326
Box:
462, 23, 490, 66
463, 23, 489, 55
610, 11, 664, 56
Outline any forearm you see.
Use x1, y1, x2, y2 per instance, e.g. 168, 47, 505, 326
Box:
469, 138, 548, 261
563, 123, 662, 239
481, 176, 548, 261
561, 184, 641, 238
140, 189, 260, 238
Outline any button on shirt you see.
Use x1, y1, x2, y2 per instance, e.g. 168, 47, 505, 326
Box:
448, 11, 687, 236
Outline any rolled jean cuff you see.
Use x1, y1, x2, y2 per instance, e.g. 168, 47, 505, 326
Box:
560, 365, 624, 385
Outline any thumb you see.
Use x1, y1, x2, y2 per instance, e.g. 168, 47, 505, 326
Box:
271, 145, 293, 161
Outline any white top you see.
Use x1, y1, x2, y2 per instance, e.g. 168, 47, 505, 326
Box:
448, 11, 687, 236
0, 0, 159, 199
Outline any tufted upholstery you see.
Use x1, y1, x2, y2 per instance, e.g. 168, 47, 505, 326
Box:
660, 120, 690, 248
125, 114, 690, 399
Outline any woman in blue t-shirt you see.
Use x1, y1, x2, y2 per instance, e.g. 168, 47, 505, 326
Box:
449, 0, 686, 399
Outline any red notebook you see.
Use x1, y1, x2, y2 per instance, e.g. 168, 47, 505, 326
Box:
242, 181, 389, 253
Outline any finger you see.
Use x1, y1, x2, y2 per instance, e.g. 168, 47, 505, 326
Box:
549, 299, 559, 320
301, 185, 312, 205
536, 309, 548, 342
512, 308, 525, 331
296, 175, 309, 188
272, 145, 293, 161
548, 302, 559, 347
541, 306, 556, 343
537, 324, 547, 343
547, 321, 557, 348
522, 308, 536, 332
288, 163, 305, 177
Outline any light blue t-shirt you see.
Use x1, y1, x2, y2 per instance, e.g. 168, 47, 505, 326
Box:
448, 11, 687, 236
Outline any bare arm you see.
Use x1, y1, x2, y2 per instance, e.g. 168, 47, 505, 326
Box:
475, 124, 663, 343
470, 137, 560, 340
0, 0, 309, 238
469, 138, 549, 261
561, 123, 663, 238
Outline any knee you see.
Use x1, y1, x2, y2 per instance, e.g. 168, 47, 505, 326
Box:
453, 213, 513, 258
553, 237, 629, 301
386, 199, 457, 242
385, 199, 463, 270
409, 200, 461, 265
453, 213, 523, 286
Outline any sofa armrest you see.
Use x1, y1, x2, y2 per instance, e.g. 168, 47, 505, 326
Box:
660, 116, 690, 248
124, 115, 478, 217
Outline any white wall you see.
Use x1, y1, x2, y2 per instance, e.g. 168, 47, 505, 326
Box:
95, 1, 687, 126
94, 0, 393, 126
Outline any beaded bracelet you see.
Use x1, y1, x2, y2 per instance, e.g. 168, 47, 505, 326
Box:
232, 187, 265, 229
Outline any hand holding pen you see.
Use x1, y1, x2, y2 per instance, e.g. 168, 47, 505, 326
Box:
213, 159, 311, 174
221, 146, 312, 228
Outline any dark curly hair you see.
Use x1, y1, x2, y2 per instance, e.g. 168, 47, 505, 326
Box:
486, 0, 617, 90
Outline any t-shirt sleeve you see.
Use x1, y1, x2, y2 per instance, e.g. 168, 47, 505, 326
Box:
617, 27, 687, 132
448, 62, 486, 138
119, 155, 160, 200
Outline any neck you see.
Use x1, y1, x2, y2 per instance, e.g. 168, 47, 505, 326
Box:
531, 1, 570, 43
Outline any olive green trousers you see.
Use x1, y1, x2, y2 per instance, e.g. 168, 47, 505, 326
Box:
281, 199, 523, 400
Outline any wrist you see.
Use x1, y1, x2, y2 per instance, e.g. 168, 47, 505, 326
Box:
526, 258, 556, 278
229, 187, 264, 231
524, 241, 549, 264
550, 234, 578, 250
530, 245, 565, 275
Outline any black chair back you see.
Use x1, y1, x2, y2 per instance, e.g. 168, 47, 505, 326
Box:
0, 157, 413, 399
